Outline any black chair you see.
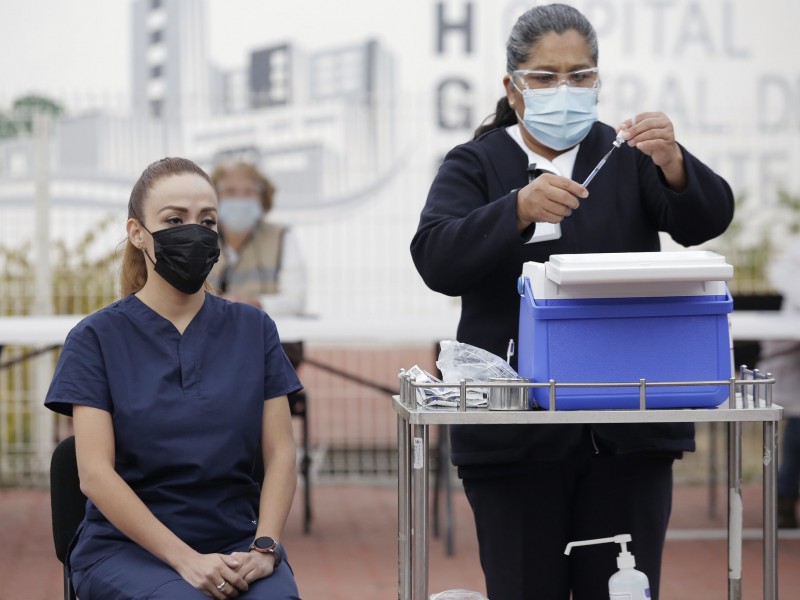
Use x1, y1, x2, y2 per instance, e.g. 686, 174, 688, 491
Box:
287, 390, 311, 533
50, 435, 86, 600
280, 343, 313, 533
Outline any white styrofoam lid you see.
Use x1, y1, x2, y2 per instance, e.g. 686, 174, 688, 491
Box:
544, 251, 733, 285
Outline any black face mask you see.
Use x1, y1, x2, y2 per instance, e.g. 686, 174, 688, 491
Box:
142, 224, 220, 295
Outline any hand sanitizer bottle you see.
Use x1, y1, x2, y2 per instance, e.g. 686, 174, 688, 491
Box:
564, 533, 651, 600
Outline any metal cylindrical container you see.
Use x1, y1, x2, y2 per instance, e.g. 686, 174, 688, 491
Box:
487, 377, 528, 410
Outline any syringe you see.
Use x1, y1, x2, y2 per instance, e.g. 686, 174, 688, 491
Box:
581, 132, 626, 188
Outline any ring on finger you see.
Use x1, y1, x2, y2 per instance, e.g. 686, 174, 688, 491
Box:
217, 580, 227, 592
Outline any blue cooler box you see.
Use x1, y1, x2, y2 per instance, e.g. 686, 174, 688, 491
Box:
517, 252, 734, 410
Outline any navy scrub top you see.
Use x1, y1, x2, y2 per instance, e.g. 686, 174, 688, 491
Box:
45, 293, 302, 571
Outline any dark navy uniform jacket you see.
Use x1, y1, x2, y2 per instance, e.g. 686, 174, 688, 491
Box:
411, 122, 734, 472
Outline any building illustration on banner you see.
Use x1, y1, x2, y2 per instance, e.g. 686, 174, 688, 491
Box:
1, 0, 400, 213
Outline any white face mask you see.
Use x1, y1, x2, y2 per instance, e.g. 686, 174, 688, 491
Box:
519, 86, 599, 151
218, 198, 263, 233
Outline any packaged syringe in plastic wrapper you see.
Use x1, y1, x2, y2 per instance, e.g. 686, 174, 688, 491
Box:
405, 365, 487, 408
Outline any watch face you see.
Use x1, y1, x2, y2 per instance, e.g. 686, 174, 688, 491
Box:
254, 536, 276, 551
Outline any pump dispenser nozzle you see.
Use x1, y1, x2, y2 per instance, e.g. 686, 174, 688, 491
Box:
564, 533, 632, 557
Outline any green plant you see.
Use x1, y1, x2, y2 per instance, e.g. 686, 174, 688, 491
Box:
0, 216, 120, 462
0, 94, 64, 141
0, 214, 120, 316
704, 190, 800, 295
0, 112, 17, 140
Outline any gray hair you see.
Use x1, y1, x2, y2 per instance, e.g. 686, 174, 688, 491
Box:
506, 4, 598, 73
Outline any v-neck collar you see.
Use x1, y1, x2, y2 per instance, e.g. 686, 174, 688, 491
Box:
126, 292, 213, 338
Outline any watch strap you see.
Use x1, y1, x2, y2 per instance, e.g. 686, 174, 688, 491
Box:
273, 543, 283, 566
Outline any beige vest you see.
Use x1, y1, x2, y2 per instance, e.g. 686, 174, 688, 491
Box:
209, 221, 285, 297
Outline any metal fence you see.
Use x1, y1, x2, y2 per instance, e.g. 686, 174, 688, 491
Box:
0, 102, 453, 485
0, 100, 790, 487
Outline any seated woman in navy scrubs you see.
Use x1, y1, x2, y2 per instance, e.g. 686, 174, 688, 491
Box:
45, 157, 303, 599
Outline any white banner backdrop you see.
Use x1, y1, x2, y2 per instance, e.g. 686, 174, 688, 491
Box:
0, 0, 798, 317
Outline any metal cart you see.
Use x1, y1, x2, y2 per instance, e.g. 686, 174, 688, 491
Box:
393, 367, 780, 600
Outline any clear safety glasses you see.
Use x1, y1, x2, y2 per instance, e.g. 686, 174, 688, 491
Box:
511, 67, 600, 95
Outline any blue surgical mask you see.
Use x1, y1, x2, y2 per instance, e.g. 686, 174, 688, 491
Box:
218, 198, 263, 233
518, 86, 598, 151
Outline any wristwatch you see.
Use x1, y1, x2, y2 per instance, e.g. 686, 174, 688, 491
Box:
249, 536, 283, 566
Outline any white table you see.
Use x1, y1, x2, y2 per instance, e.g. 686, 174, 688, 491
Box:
394, 374, 782, 600
729, 311, 800, 342
0, 313, 460, 346
0, 311, 798, 347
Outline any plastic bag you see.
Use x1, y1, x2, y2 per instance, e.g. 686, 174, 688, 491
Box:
429, 590, 489, 600
436, 340, 519, 383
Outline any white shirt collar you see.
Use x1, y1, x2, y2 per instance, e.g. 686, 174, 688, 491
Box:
505, 124, 580, 179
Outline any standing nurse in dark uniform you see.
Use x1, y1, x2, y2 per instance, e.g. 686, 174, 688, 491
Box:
411, 5, 734, 600
46, 157, 302, 599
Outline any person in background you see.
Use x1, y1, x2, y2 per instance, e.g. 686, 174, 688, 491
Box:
759, 235, 800, 528
209, 162, 306, 316
45, 157, 302, 599
410, 4, 734, 600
